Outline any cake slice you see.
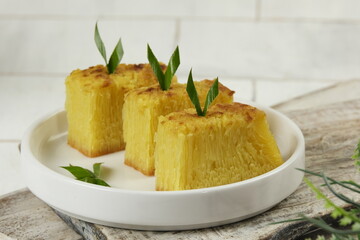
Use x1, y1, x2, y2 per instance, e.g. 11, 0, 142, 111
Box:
154, 103, 283, 191
123, 80, 234, 175
65, 63, 171, 157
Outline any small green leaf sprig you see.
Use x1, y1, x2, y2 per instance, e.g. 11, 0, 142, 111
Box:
61, 162, 110, 187
353, 141, 360, 169
186, 69, 219, 116
95, 23, 124, 74
147, 44, 180, 91
274, 140, 360, 240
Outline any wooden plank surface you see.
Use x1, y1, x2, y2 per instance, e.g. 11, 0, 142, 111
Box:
54, 98, 360, 240
0, 189, 82, 240
273, 79, 360, 112
1, 81, 360, 239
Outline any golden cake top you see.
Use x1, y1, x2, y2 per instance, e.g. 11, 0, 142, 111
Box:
127, 80, 234, 101
158, 102, 265, 133
195, 79, 235, 97
131, 83, 186, 98
65, 63, 166, 91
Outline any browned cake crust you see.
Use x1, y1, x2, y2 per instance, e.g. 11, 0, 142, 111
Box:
124, 159, 155, 176
68, 139, 126, 158
159, 103, 260, 128
71, 63, 163, 90
197, 79, 235, 97
130, 79, 235, 98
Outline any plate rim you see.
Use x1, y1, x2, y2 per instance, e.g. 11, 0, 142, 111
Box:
20, 100, 306, 230
21, 100, 305, 196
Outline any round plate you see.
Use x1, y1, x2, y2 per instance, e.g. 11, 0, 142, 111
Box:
21, 100, 305, 231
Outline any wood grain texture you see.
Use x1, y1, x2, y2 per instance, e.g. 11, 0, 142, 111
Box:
273, 79, 360, 112
0, 189, 82, 240
1, 97, 360, 239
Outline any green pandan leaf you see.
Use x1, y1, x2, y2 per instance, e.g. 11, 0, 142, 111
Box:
94, 23, 107, 65
147, 44, 180, 90
107, 38, 124, 74
147, 44, 165, 89
186, 69, 203, 116
203, 77, 218, 116
164, 46, 180, 90
94, 23, 124, 74
186, 69, 219, 117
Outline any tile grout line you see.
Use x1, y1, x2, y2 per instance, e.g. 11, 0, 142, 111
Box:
252, 79, 257, 102
176, 73, 350, 83
257, 17, 360, 24
0, 140, 21, 143
0, 14, 255, 22
0, 72, 67, 78
0, 71, 353, 84
255, 0, 261, 22
2, 14, 360, 25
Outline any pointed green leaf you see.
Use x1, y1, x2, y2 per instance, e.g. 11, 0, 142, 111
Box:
331, 209, 342, 219
80, 177, 110, 187
61, 163, 110, 187
80, 177, 97, 184
93, 178, 110, 187
352, 140, 360, 160
301, 215, 360, 235
164, 46, 180, 89
339, 216, 353, 226
324, 201, 332, 209
93, 162, 103, 178
202, 78, 219, 115
322, 173, 360, 208
186, 69, 203, 116
147, 44, 165, 90
107, 38, 124, 74
61, 165, 95, 180
296, 168, 360, 193
270, 217, 307, 225
352, 222, 360, 230
94, 23, 107, 65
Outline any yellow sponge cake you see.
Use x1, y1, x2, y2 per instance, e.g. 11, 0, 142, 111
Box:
123, 80, 234, 176
65, 63, 169, 157
154, 102, 283, 191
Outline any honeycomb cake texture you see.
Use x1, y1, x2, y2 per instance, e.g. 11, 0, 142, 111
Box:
65, 64, 170, 157
155, 102, 283, 191
123, 80, 234, 176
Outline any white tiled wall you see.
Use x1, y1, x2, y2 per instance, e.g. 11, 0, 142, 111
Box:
0, 143, 24, 195
179, 21, 360, 80
255, 79, 332, 106
0, 76, 65, 140
261, 0, 360, 20
0, 20, 177, 74
0, 0, 256, 18
1, 0, 359, 195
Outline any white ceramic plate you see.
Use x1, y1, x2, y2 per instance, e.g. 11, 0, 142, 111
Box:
21, 100, 305, 231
